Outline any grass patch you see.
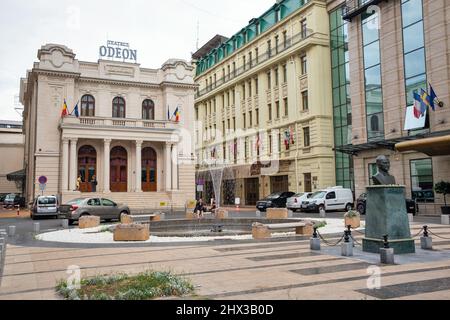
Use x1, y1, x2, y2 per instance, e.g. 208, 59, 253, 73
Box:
314, 220, 327, 229
56, 270, 195, 300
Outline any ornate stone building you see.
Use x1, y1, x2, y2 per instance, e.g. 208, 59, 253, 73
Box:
20, 44, 196, 209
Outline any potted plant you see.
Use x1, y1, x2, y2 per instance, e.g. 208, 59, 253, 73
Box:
344, 210, 361, 229
435, 181, 450, 215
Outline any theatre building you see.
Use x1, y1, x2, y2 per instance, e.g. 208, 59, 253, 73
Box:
20, 44, 196, 209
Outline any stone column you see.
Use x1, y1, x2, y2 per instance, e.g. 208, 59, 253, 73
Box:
165, 142, 172, 191
61, 138, 70, 192
171, 143, 179, 191
104, 139, 111, 193
69, 138, 78, 191
135, 140, 143, 192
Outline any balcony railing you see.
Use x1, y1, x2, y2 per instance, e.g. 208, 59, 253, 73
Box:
342, 0, 385, 21
195, 28, 314, 99
62, 116, 179, 130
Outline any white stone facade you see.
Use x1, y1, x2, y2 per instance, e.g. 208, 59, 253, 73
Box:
20, 44, 196, 209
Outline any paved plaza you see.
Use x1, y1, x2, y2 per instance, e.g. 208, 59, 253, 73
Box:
1, 209, 450, 300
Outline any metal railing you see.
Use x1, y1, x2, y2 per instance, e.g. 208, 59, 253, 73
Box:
196, 28, 314, 99
65, 116, 178, 129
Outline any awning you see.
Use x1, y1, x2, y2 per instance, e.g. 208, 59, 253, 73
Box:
6, 169, 25, 182
395, 135, 450, 156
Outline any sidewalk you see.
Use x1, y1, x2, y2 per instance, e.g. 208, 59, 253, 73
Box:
0, 209, 30, 219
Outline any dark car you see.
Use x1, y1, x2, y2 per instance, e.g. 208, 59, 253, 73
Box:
256, 192, 296, 212
356, 193, 419, 216
3, 194, 26, 208
0, 193, 9, 204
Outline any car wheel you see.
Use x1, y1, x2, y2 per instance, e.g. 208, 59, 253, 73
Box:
68, 219, 75, 226
357, 204, 365, 215
345, 203, 353, 212
291, 209, 297, 213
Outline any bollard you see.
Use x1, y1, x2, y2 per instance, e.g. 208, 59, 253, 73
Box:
319, 208, 326, 218
310, 227, 321, 250
288, 210, 294, 218
441, 215, 450, 225
420, 226, 433, 250
33, 222, 40, 234
380, 235, 395, 264
408, 213, 414, 223
16, 205, 20, 216
341, 230, 353, 256
61, 219, 69, 229
256, 210, 261, 217
8, 226, 16, 237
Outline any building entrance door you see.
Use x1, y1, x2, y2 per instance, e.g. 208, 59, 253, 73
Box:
78, 145, 96, 193
245, 178, 259, 205
142, 147, 157, 192
304, 173, 312, 192
270, 175, 289, 193
110, 146, 127, 192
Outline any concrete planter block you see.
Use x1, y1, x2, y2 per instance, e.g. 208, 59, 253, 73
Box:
441, 215, 450, 225
215, 209, 229, 219
113, 224, 150, 242
380, 248, 395, 264
78, 216, 101, 229
266, 208, 288, 219
341, 242, 353, 256
121, 213, 133, 224
252, 223, 271, 239
8, 226, 16, 237
420, 237, 433, 250
296, 223, 314, 236
344, 212, 361, 229
310, 238, 321, 251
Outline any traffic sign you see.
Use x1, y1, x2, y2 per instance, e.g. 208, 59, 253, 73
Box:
38, 176, 47, 184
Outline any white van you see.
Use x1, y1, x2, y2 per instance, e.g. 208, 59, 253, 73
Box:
301, 187, 354, 212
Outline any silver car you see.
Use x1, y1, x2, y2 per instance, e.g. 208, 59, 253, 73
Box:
31, 196, 59, 219
59, 198, 130, 225
287, 193, 313, 212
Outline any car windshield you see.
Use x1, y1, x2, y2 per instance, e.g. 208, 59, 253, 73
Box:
5, 194, 15, 200
293, 193, 304, 198
266, 193, 282, 199
67, 198, 85, 205
38, 197, 56, 205
310, 191, 326, 199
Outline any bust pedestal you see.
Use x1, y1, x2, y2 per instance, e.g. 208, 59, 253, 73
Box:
362, 186, 415, 254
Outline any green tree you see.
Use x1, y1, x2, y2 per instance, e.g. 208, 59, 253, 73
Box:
435, 181, 450, 207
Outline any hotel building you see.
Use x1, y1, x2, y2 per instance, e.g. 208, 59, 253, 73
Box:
193, 0, 336, 205
20, 44, 196, 209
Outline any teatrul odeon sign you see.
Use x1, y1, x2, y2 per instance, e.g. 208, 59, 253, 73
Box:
99, 41, 137, 62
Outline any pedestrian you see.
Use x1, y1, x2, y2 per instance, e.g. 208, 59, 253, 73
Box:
194, 198, 206, 218
91, 175, 97, 192
76, 175, 82, 191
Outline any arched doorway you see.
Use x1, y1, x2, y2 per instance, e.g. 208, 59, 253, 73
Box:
78, 146, 97, 193
142, 147, 157, 192
110, 146, 127, 192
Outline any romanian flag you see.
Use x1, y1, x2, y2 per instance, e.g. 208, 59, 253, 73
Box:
175, 106, 180, 122
284, 130, 290, 150
290, 126, 295, 145
61, 99, 69, 117
413, 92, 424, 119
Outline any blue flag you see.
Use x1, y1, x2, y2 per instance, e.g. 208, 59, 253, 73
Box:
71, 101, 80, 118
167, 106, 170, 120
429, 84, 438, 111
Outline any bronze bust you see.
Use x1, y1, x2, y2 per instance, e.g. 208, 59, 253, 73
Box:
372, 155, 396, 185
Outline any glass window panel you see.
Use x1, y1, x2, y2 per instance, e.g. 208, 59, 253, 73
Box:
336, 169, 344, 183
364, 41, 380, 68
405, 74, 426, 106
332, 67, 340, 88
334, 127, 343, 146
331, 50, 339, 68
334, 107, 343, 126
402, 0, 423, 27
366, 88, 383, 114
404, 49, 426, 79
333, 88, 340, 106
403, 22, 424, 53
362, 17, 379, 46
365, 65, 382, 88
336, 152, 343, 168
340, 86, 347, 105
367, 113, 384, 140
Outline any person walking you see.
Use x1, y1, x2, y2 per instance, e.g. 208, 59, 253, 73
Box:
76, 175, 82, 191
91, 175, 97, 192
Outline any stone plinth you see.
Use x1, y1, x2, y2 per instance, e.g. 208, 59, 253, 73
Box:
215, 209, 228, 219
78, 216, 100, 229
121, 213, 133, 224
252, 223, 271, 239
266, 208, 288, 219
113, 224, 150, 241
362, 186, 415, 254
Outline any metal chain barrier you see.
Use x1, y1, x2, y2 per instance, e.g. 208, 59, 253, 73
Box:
350, 234, 362, 246
317, 230, 345, 247
411, 228, 424, 239
427, 228, 450, 240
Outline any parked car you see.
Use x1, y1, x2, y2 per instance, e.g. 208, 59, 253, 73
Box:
301, 187, 354, 213
31, 196, 59, 220
0, 193, 9, 204
256, 192, 295, 212
286, 193, 313, 212
59, 198, 130, 225
356, 193, 419, 216
3, 193, 26, 208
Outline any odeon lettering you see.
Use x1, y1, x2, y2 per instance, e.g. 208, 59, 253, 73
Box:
99, 41, 137, 62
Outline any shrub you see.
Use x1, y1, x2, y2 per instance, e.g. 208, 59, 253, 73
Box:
435, 181, 450, 206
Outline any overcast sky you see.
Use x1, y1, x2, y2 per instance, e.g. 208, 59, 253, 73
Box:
0, 0, 274, 121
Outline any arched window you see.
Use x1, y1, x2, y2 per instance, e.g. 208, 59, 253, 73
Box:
81, 95, 95, 117
371, 114, 380, 132
78, 145, 97, 193
112, 97, 126, 118
142, 99, 155, 120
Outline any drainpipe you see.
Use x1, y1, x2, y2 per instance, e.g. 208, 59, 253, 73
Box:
290, 56, 300, 194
